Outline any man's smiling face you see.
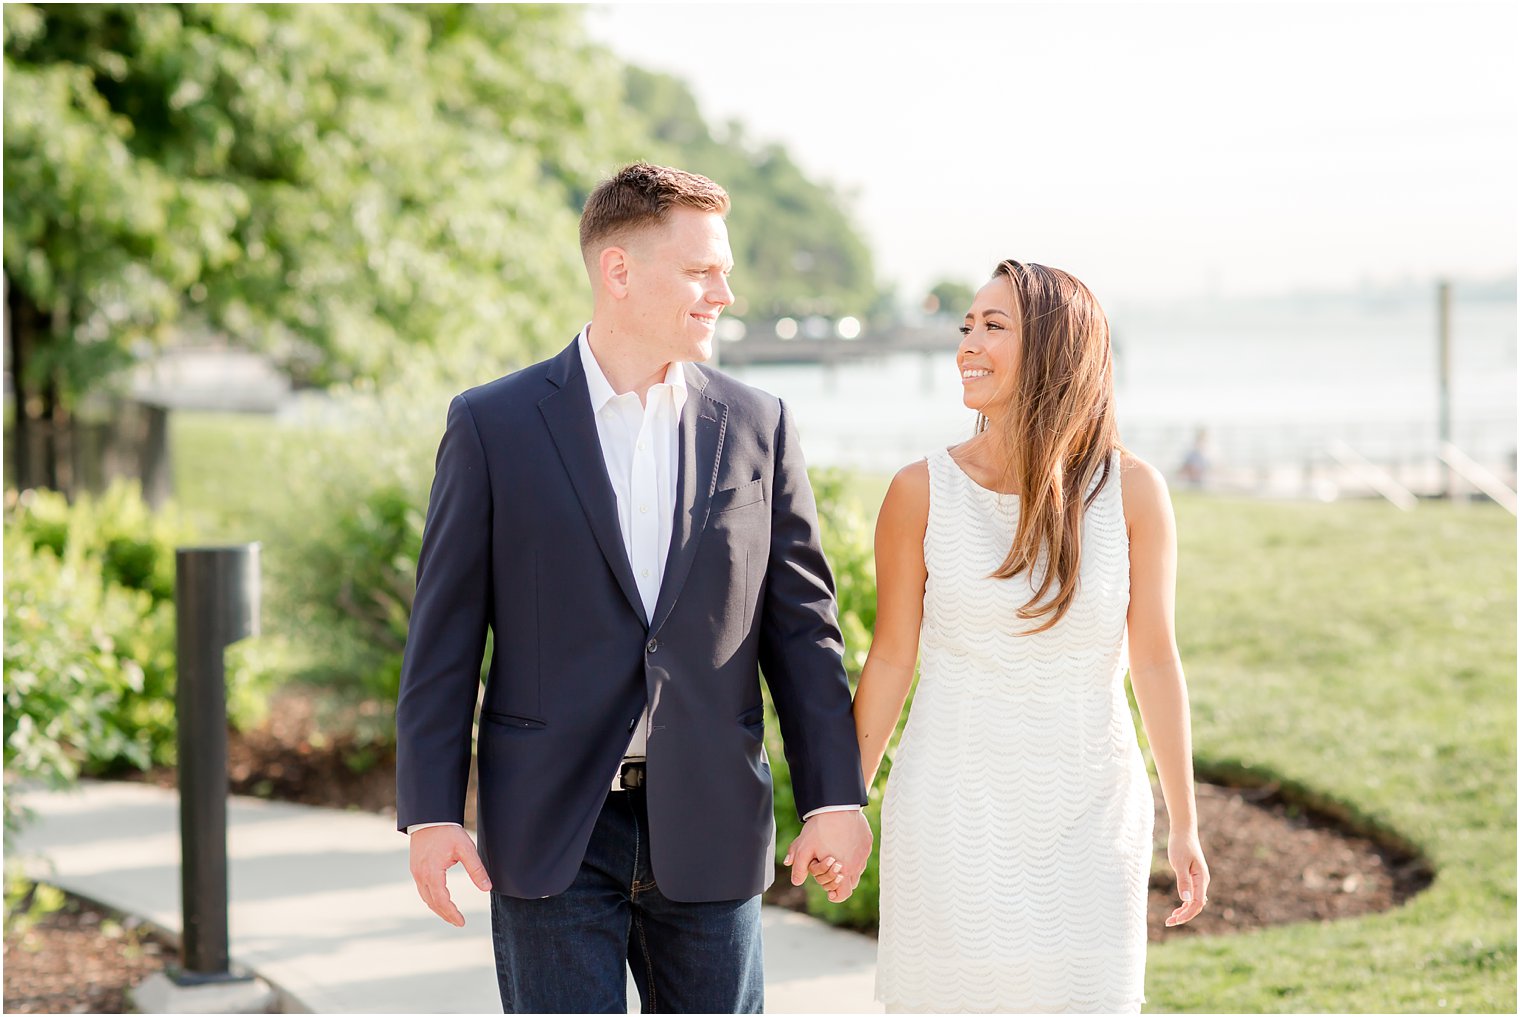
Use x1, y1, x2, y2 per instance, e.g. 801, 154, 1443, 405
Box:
622, 206, 735, 363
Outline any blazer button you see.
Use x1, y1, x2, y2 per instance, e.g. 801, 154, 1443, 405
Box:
646, 638, 660, 654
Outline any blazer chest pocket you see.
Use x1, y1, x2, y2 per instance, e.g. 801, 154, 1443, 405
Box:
711, 479, 764, 514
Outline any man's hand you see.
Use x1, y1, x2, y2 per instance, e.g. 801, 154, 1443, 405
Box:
784, 810, 872, 903
409, 825, 492, 926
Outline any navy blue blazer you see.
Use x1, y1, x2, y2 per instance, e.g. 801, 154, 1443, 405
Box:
395, 338, 868, 902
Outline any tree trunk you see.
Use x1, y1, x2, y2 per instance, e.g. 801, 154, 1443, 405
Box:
48, 370, 73, 497
6, 280, 40, 491
4, 283, 78, 495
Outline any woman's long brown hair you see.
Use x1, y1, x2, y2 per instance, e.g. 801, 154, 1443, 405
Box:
978, 260, 1120, 634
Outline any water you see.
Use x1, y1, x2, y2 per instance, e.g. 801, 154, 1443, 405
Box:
722, 293, 1517, 487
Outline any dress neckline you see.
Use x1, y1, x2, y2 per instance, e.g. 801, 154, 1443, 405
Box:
942, 447, 1020, 499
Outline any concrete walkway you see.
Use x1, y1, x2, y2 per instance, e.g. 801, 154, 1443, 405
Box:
12, 781, 882, 1014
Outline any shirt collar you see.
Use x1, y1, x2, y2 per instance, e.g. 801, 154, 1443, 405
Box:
577, 325, 688, 415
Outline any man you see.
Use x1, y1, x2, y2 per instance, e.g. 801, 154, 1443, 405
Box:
396, 162, 872, 1013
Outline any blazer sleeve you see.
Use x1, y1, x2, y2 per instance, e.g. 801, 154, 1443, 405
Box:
394, 394, 493, 831
756, 399, 869, 819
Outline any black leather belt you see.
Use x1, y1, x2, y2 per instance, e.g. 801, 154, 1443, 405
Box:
613, 761, 646, 791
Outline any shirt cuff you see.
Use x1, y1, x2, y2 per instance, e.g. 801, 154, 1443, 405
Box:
406, 821, 464, 834
801, 804, 864, 821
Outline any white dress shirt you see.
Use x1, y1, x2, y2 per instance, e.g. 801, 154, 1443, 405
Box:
578, 327, 684, 766
408, 327, 855, 832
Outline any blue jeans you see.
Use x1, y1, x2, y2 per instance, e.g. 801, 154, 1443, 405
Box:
489, 787, 764, 1013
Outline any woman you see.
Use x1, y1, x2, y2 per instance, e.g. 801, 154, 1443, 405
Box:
843, 261, 1207, 1012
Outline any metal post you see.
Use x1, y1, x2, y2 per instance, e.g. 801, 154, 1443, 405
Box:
174, 544, 260, 983
1437, 280, 1453, 499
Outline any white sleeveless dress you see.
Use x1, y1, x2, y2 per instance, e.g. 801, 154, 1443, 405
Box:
876, 448, 1153, 1014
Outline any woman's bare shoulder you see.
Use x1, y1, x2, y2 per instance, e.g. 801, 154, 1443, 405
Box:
1118, 451, 1172, 528
878, 458, 931, 533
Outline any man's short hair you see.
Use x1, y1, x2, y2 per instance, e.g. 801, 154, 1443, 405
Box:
579, 162, 730, 259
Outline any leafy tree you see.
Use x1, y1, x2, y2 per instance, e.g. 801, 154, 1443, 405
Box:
4, 3, 633, 493
4, 6, 888, 497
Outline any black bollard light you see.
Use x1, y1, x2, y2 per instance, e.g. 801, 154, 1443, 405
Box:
173, 543, 260, 983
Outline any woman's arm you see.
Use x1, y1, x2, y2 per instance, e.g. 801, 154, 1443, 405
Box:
1121, 454, 1210, 927
853, 460, 931, 790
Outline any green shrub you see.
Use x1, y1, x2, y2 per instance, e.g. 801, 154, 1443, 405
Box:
809, 467, 877, 676
7, 482, 186, 605
169, 404, 426, 744
2, 483, 274, 837
280, 479, 424, 706
3, 872, 66, 937
3, 534, 174, 835
244, 387, 449, 721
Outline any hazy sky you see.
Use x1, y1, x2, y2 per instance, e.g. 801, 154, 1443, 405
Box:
587, 1, 1517, 305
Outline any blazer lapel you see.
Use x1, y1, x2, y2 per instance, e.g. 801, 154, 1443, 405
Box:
650, 365, 725, 635
538, 341, 648, 626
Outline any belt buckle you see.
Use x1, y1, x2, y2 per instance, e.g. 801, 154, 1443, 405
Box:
614, 758, 646, 792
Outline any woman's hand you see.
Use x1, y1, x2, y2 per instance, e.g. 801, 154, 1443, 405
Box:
807, 855, 849, 901
1164, 828, 1210, 927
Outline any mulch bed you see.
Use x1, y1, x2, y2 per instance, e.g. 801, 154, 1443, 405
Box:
1145, 781, 1430, 941
3, 884, 174, 1014
13, 690, 1432, 1012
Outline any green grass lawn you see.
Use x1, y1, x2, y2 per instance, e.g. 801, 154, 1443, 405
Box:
169, 411, 306, 541
1143, 494, 1516, 1013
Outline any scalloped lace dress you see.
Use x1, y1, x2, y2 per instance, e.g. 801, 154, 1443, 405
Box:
875, 447, 1153, 1013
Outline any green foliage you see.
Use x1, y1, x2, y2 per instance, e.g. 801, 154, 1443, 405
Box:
810, 467, 877, 676
231, 386, 452, 718
3, 523, 174, 834
279, 477, 423, 706
3, 872, 66, 936
4, 3, 882, 405
4, 3, 635, 405
6, 481, 187, 604
622, 66, 880, 321
2, 482, 272, 838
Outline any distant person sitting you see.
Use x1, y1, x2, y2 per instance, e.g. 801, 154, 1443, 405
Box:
1180, 428, 1211, 488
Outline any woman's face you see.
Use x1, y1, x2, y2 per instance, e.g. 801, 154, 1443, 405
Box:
957, 274, 1020, 418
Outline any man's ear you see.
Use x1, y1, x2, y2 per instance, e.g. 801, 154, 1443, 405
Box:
600, 246, 632, 299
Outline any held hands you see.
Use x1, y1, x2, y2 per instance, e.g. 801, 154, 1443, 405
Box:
409, 825, 492, 927
802, 855, 849, 901
783, 810, 873, 904
1164, 828, 1210, 927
